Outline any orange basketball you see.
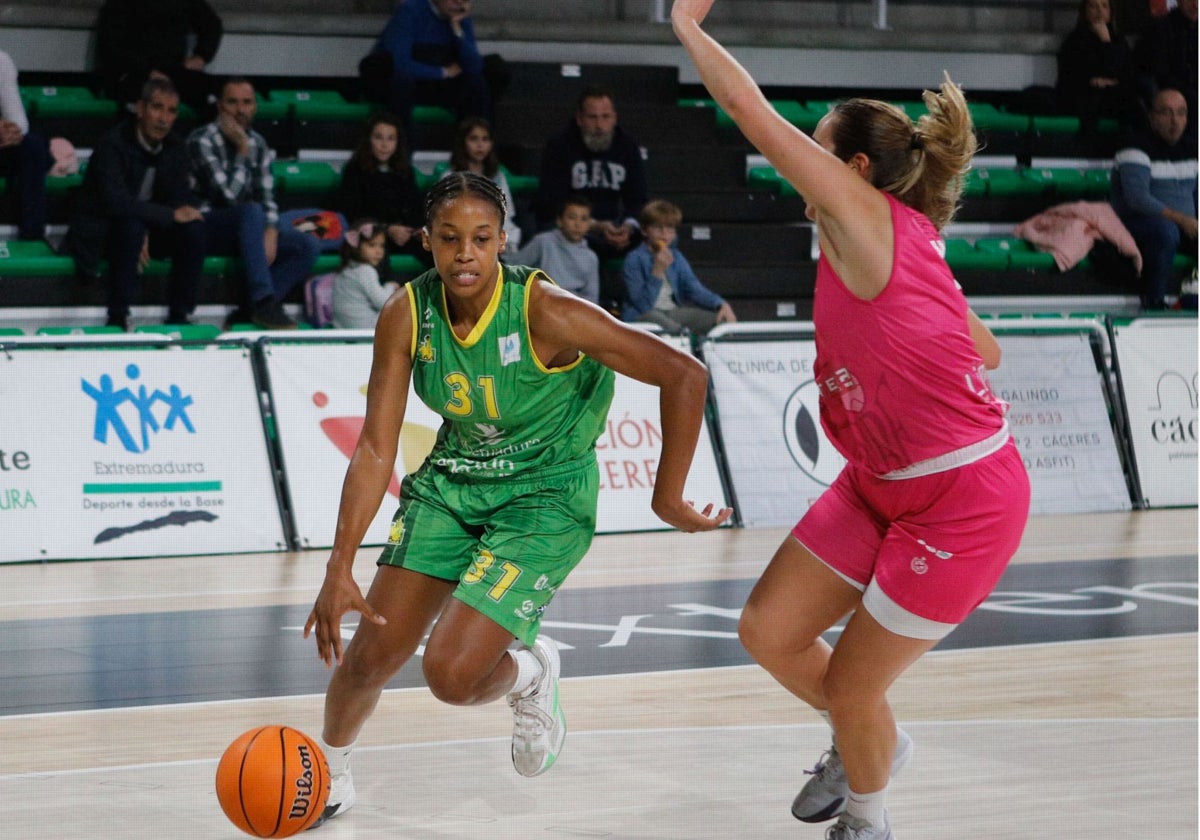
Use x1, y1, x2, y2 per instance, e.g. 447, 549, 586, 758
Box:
215, 725, 330, 838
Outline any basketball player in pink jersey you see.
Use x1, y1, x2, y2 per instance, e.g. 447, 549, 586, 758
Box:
673, 3, 1031, 839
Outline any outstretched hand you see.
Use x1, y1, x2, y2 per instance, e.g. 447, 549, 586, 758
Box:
652, 496, 734, 533
303, 569, 387, 668
671, 0, 717, 27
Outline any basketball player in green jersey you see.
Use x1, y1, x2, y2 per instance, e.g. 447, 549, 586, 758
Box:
304, 172, 732, 826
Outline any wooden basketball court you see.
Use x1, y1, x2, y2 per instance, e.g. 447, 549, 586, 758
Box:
0, 508, 1195, 839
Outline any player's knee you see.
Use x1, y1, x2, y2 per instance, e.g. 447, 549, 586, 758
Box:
738, 600, 788, 661
422, 653, 485, 705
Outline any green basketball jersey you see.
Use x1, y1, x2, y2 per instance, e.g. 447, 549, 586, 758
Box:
405, 264, 615, 480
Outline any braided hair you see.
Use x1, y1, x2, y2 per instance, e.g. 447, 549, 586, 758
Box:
424, 171, 508, 229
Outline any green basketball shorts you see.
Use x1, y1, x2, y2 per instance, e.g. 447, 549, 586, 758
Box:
378, 459, 599, 646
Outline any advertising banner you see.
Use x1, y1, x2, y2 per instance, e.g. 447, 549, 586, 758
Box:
0, 346, 287, 563
265, 335, 728, 548
1112, 318, 1198, 507
990, 331, 1131, 514
705, 329, 1133, 527
703, 337, 839, 527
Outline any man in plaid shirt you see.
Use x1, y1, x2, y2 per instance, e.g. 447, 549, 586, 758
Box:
187, 77, 318, 328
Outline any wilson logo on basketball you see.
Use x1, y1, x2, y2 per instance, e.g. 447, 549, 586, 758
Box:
289, 744, 316, 820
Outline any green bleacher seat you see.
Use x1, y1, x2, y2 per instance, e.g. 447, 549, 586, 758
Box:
1031, 114, 1081, 134
0, 327, 24, 336
1021, 168, 1092, 199
36, 325, 125, 335
390, 254, 425, 275
970, 168, 1036, 198
1082, 168, 1113, 198
253, 93, 291, 121
746, 166, 798, 197
943, 239, 1009, 271
429, 162, 538, 194
968, 103, 1030, 133
313, 254, 341, 274
271, 160, 341, 194
411, 105, 456, 125
134, 324, 222, 341
975, 237, 1057, 270
269, 90, 369, 122
0, 240, 76, 276
19, 86, 119, 119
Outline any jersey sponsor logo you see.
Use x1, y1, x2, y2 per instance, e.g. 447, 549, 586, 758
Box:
417, 334, 436, 363
499, 332, 521, 366
388, 510, 406, 545
472, 423, 506, 446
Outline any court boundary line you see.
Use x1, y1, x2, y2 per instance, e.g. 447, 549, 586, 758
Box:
1, 717, 1192, 782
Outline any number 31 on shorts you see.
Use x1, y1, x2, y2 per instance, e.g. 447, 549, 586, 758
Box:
463, 549, 522, 601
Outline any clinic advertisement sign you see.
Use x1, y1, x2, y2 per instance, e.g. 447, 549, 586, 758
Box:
1113, 318, 1198, 507
0, 347, 287, 563
264, 335, 728, 548
990, 332, 1131, 514
703, 338, 841, 527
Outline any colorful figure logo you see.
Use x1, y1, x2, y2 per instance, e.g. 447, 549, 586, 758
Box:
81, 364, 196, 453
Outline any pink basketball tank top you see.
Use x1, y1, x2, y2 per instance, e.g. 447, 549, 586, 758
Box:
811, 193, 1007, 475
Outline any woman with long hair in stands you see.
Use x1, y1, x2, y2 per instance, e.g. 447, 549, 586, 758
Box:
672, 2, 1031, 838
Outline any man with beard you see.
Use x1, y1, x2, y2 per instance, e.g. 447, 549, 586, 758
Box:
66, 77, 205, 331
1111, 87, 1198, 309
187, 77, 318, 329
535, 87, 649, 312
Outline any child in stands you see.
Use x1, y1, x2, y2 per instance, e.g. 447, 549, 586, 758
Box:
514, 194, 600, 305
332, 219, 398, 330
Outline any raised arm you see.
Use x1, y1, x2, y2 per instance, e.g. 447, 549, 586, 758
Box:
670, 0, 892, 296
304, 287, 416, 665
528, 279, 732, 532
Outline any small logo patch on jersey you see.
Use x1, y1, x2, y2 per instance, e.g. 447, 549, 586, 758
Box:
417, 334, 435, 363
499, 332, 521, 366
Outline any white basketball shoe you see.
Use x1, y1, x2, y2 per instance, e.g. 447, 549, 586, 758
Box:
508, 637, 566, 777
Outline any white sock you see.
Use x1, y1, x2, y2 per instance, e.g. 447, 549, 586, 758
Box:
507, 647, 543, 698
318, 736, 355, 776
845, 787, 888, 829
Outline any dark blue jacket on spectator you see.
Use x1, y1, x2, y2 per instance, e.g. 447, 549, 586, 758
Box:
375, 0, 484, 87
536, 119, 648, 230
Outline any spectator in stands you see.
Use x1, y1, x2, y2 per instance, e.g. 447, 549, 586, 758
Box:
65, 78, 205, 331
1111, 87, 1198, 309
96, 0, 223, 118
332, 219, 399, 330
514, 194, 600, 305
1055, 0, 1142, 135
187, 77, 318, 329
536, 86, 649, 313
334, 111, 428, 268
1133, 0, 1197, 138
535, 86, 648, 256
621, 199, 735, 334
359, 0, 504, 140
441, 116, 521, 254
0, 50, 50, 241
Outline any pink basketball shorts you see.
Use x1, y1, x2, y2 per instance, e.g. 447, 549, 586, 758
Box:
791, 437, 1030, 639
